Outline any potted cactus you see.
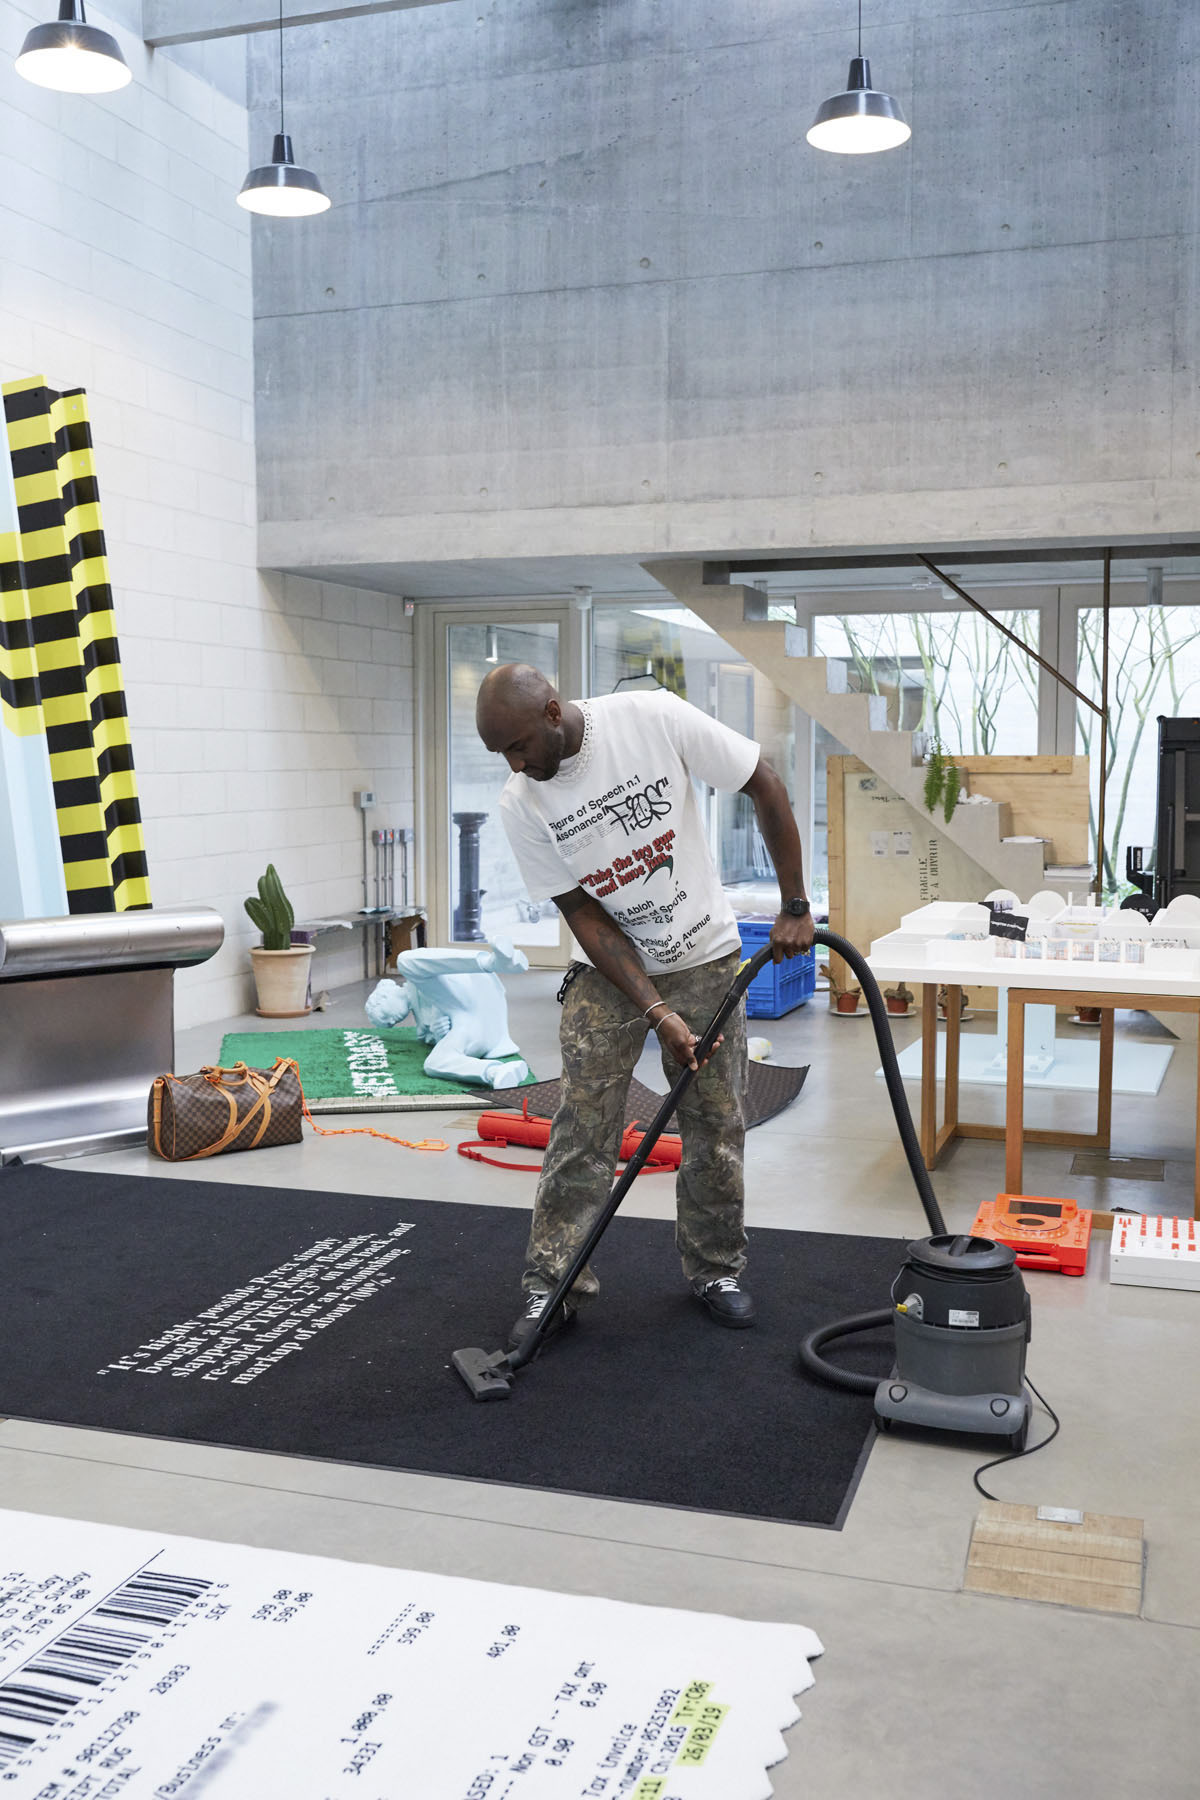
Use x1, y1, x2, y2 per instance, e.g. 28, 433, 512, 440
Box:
244, 864, 313, 1017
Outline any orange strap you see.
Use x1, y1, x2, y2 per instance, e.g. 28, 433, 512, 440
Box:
292, 1064, 446, 1153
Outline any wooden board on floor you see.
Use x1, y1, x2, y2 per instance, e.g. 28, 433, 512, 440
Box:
964, 1500, 1144, 1615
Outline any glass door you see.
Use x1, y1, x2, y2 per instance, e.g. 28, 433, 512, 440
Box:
422, 603, 580, 965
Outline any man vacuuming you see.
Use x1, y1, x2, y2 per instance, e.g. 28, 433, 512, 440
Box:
475, 663, 814, 1351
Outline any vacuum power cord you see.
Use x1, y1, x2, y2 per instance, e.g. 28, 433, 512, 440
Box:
972, 1373, 1061, 1500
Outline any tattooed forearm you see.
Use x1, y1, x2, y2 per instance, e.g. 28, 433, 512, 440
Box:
555, 888, 664, 1011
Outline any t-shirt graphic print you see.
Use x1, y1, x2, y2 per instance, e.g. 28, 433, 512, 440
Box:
498, 689, 760, 973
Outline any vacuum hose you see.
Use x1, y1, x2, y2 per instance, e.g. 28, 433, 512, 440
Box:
802, 928, 947, 1395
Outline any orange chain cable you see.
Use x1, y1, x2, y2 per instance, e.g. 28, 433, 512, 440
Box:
277, 1060, 448, 1153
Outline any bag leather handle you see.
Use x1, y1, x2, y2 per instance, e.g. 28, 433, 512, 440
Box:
201, 1062, 256, 1089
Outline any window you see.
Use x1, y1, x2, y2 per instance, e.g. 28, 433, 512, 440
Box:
1076, 604, 1200, 895
812, 609, 1041, 755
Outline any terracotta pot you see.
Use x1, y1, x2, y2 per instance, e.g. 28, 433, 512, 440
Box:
1076, 1005, 1102, 1024
250, 944, 314, 1017
835, 991, 861, 1013
885, 995, 909, 1014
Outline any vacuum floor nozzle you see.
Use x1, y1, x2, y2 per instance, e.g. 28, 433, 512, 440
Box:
452, 1346, 515, 1400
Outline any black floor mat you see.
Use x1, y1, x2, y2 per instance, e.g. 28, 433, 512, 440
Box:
0, 1163, 899, 1528
488, 1060, 809, 1133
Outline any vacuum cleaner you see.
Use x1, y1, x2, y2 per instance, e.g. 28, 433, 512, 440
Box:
453, 930, 1034, 1454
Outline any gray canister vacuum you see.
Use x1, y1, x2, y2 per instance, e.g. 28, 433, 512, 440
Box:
797, 931, 1033, 1449
457, 928, 1034, 1454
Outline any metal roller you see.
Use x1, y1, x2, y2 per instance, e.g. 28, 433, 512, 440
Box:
0, 907, 225, 979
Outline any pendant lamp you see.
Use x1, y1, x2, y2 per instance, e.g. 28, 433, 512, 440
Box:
238, 0, 330, 216
807, 1, 910, 155
15, 1, 131, 94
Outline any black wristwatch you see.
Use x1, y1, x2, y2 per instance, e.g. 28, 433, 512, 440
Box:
781, 897, 811, 918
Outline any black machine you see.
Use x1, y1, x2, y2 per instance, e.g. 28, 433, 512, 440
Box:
1124, 715, 1200, 915
453, 930, 1034, 1451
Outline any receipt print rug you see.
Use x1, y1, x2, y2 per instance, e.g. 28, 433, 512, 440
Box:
0, 1509, 823, 1800
0, 1163, 899, 1528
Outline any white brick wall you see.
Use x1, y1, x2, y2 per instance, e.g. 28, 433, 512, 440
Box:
0, 3, 415, 1027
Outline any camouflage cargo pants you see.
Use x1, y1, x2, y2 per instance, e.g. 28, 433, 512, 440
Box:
524, 948, 748, 1299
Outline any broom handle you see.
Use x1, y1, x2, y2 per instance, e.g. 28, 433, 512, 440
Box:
507, 943, 776, 1370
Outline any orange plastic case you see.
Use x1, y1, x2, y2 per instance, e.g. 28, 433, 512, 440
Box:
970, 1193, 1093, 1276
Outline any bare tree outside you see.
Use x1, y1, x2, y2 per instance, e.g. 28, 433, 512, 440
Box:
819, 610, 1041, 755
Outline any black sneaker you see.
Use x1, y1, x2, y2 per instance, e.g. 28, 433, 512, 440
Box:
507, 1289, 576, 1353
697, 1276, 756, 1328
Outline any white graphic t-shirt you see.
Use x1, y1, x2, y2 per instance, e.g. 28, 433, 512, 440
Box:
498, 690, 760, 973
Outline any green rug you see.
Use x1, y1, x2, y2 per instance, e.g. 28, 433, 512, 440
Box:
217, 1027, 533, 1112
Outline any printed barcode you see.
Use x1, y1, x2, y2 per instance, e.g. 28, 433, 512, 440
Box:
0, 1566, 212, 1767
95, 1569, 212, 1629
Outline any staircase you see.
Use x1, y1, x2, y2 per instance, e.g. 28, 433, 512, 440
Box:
642, 560, 1048, 898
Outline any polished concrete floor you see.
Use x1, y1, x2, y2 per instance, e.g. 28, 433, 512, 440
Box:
3, 972, 1199, 1796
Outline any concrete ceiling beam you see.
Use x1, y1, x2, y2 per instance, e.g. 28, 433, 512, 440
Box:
142, 0, 454, 47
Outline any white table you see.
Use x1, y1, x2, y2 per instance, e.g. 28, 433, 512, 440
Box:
866, 939, 1200, 1219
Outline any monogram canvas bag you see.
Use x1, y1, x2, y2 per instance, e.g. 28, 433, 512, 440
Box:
148, 1059, 303, 1161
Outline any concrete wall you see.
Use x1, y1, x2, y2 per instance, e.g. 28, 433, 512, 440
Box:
0, 2, 414, 1025
251, 0, 1200, 572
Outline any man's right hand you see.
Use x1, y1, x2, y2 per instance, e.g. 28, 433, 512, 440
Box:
657, 1012, 722, 1072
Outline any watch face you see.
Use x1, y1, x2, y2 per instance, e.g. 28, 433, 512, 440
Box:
785, 899, 810, 916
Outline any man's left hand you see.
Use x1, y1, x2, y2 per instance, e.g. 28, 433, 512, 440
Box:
771, 910, 815, 962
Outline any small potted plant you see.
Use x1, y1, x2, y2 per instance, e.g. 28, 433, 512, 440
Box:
824, 960, 861, 1014
245, 864, 313, 1017
885, 980, 914, 1016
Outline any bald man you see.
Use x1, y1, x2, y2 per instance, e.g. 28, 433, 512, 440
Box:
476, 662, 814, 1351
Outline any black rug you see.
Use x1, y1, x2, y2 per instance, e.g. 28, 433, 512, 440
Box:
0, 1164, 900, 1528
486, 1062, 810, 1133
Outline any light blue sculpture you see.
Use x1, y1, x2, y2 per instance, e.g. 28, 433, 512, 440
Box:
365, 939, 531, 1089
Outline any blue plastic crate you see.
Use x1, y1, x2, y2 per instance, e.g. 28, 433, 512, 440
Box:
737, 919, 816, 1018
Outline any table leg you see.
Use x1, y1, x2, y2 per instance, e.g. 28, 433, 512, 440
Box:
921, 982, 938, 1169
1194, 1002, 1200, 1219
945, 984, 961, 1140
1005, 989, 1026, 1194
1097, 1007, 1114, 1151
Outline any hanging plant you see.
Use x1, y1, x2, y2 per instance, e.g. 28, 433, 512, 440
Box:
922, 739, 962, 824
942, 760, 962, 823
923, 741, 946, 813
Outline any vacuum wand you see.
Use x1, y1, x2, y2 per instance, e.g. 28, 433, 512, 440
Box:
452, 942, 776, 1399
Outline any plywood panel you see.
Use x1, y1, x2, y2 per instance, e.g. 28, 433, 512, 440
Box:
826, 754, 1092, 1011
826, 756, 999, 1008
958, 755, 1090, 866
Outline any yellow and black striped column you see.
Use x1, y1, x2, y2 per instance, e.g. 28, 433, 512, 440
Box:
652, 651, 688, 699
2, 377, 150, 913
0, 452, 45, 740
